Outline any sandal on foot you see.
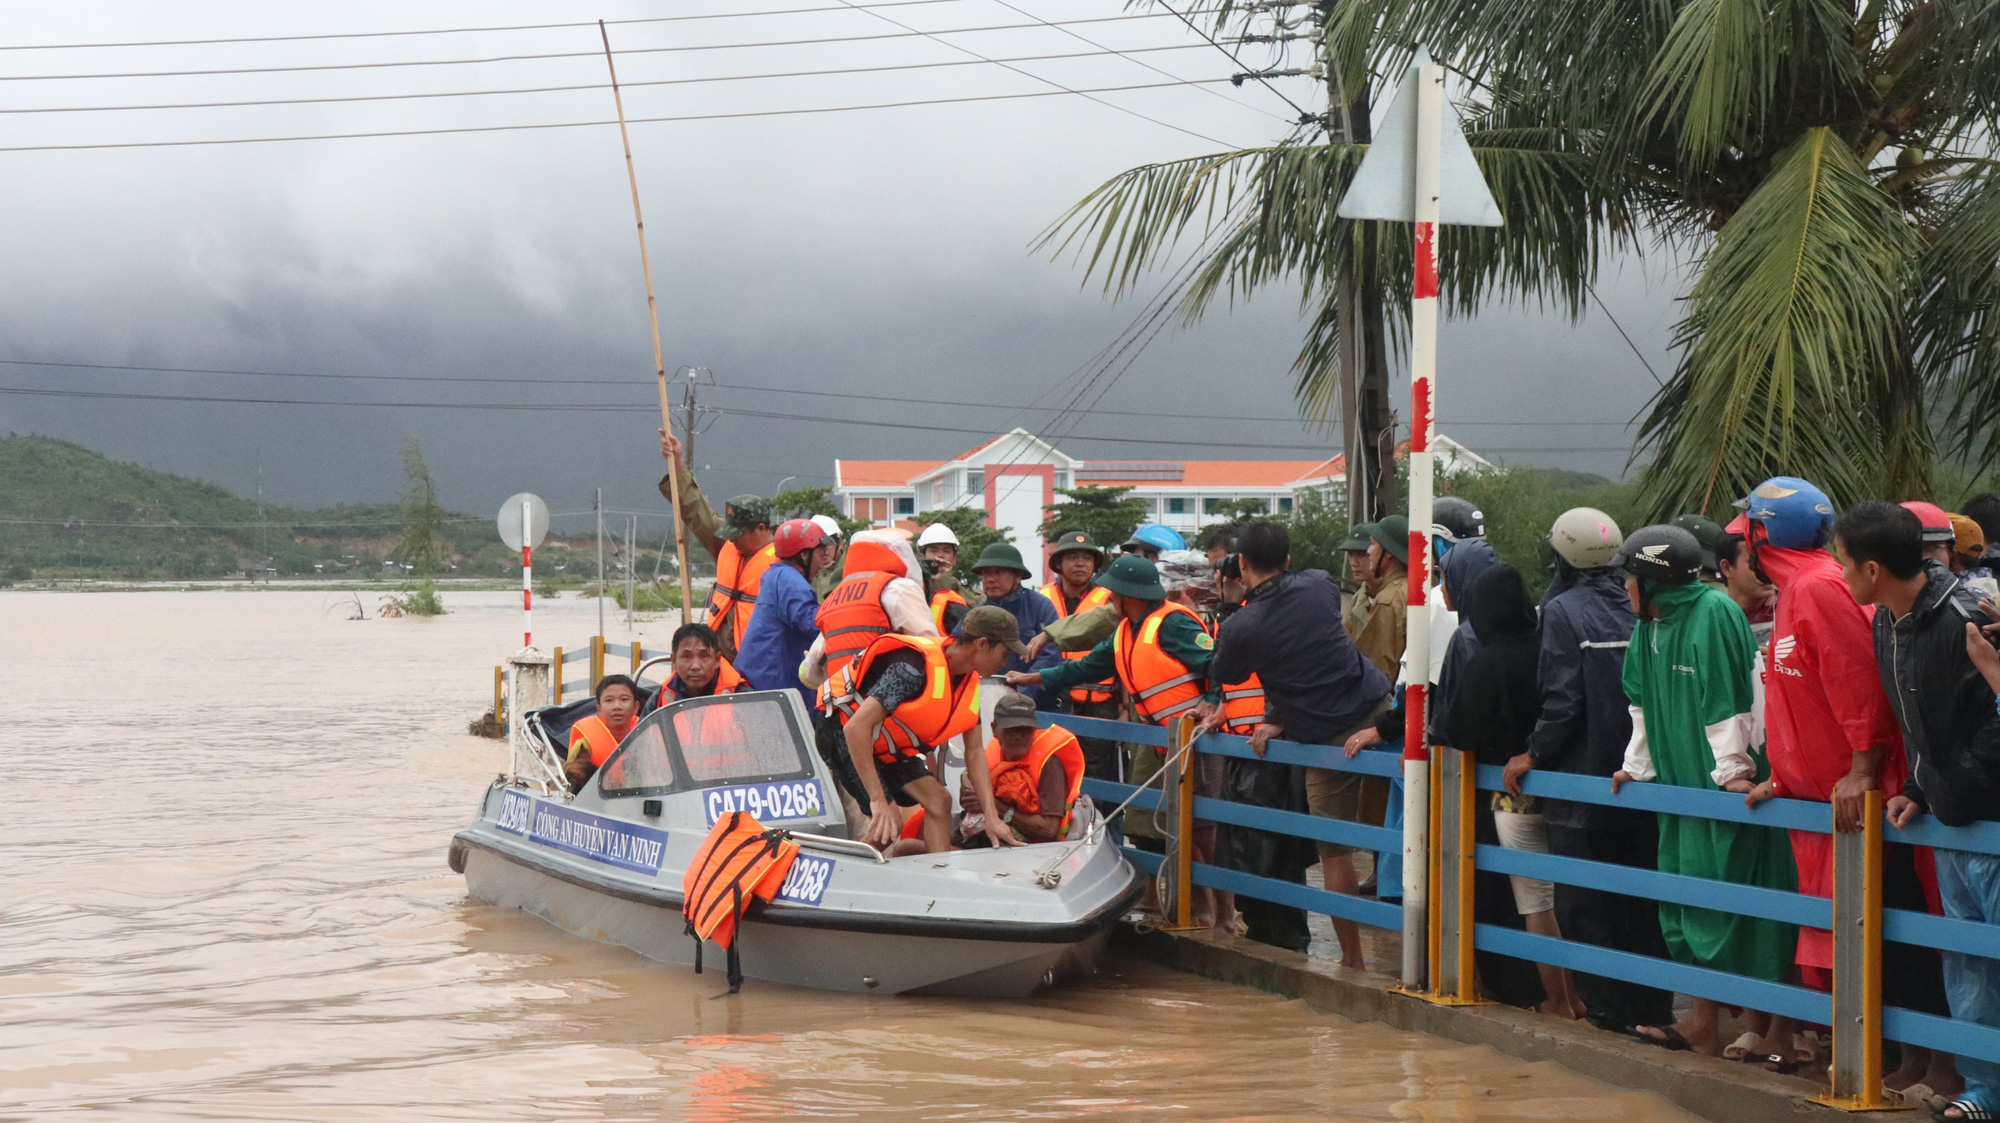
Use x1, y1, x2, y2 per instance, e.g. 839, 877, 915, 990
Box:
1935, 1099, 1998, 1122
1903, 1084, 1948, 1113
1721, 1032, 1760, 1061
1636, 1025, 1693, 1052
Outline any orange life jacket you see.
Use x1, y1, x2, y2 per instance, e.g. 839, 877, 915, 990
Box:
707, 541, 777, 655
1040, 582, 1115, 704
815, 542, 910, 702
568, 713, 635, 765
826, 634, 982, 764
929, 588, 969, 634
987, 725, 1087, 834
1109, 601, 1266, 730
681, 811, 800, 990
654, 657, 747, 709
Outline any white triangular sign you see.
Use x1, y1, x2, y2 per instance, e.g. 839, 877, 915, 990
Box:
1335, 50, 1503, 227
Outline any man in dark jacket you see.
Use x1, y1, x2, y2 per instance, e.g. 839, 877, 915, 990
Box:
1504, 508, 1674, 1035
1203, 520, 1392, 965
1837, 500, 2000, 1120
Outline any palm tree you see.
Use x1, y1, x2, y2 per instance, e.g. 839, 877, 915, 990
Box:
1045, 0, 2000, 516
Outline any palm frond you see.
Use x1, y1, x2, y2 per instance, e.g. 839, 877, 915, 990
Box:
1636, 127, 1921, 516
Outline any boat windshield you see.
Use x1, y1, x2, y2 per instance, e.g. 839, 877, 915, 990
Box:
600, 692, 812, 797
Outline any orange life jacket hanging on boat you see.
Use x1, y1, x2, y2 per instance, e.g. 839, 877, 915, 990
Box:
681, 811, 800, 992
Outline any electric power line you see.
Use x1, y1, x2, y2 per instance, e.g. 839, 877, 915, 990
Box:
0, 0, 988, 52
824, 0, 1238, 147
0, 43, 1216, 116
0, 358, 1638, 424
1144, 0, 1311, 120
0, 12, 1190, 83
980, 0, 1287, 123
0, 78, 1240, 153
0, 384, 1635, 450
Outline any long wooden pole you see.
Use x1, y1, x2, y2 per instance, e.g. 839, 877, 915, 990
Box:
600, 20, 692, 626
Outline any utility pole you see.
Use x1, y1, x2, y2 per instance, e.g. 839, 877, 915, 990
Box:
682, 369, 700, 477
626, 515, 637, 632
595, 487, 605, 639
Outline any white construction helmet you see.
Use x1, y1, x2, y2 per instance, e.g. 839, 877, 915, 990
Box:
1548, 507, 1624, 569
809, 514, 843, 540
917, 523, 959, 548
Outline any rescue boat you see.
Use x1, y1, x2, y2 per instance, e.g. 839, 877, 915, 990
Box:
449, 685, 1143, 997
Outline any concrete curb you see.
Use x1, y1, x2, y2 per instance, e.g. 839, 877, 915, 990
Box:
1115, 925, 1917, 1123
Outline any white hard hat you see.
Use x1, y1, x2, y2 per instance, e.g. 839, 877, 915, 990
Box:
810, 514, 843, 539
917, 523, 959, 548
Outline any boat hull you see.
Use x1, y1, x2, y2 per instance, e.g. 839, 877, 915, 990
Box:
458, 837, 1133, 997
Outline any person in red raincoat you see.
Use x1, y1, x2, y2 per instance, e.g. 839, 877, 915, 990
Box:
1742, 477, 1953, 1087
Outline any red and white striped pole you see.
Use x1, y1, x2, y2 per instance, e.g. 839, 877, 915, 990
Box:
1400, 58, 1445, 993
521, 503, 533, 648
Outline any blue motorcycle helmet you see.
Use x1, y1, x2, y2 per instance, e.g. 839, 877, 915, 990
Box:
1122, 523, 1186, 556
1736, 476, 1835, 550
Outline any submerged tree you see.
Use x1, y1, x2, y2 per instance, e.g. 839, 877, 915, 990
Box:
1048, 0, 2000, 516
394, 434, 453, 575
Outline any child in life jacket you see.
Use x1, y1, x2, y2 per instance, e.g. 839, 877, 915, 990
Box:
565, 675, 640, 791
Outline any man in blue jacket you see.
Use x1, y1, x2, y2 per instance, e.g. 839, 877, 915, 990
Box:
955, 542, 1061, 701
1202, 520, 1392, 963
1503, 507, 1673, 1036
736, 519, 839, 708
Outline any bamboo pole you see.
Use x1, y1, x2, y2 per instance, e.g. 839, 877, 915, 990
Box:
600, 20, 692, 626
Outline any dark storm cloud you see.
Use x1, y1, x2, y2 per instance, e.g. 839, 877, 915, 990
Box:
0, 0, 1673, 530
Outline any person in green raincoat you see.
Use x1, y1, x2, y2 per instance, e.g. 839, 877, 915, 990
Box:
1610, 525, 1802, 1062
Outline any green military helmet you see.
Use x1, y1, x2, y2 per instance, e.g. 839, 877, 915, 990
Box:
1047, 530, 1106, 569
1094, 554, 1168, 600
1670, 513, 1725, 573
970, 541, 1032, 577
1370, 515, 1411, 564
1338, 521, 1376, 552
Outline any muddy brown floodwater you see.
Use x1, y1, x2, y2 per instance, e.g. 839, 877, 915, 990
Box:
0, 590, 1702, 1121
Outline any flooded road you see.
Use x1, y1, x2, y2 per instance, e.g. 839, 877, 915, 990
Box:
0, 590, 1700, 1120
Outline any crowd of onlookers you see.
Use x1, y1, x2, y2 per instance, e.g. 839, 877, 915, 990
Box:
646, 425, 1999, 1118
1205, 478, 2000, 1121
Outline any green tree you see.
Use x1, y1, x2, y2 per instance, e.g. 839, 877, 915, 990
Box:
394, 434, 453, 575
912, 506, 1011, 585
1046, 1, 2000, 518
1037, 485, 1150, 548
770, 484, 870, 537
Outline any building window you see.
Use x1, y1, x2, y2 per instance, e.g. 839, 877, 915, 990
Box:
1055, 470, 1070, 490
894, 497, 914, 516
931, 481, 944, 507
854, 497, 890, 522
1167, 497, 1186, 515
1279, 497, 1294, 514
966, 470, 984, 497
1203, 497, 1226, 515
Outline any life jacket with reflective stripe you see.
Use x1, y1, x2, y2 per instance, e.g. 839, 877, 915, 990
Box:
652, 658, 747, 711
681, 811, 800, 990
1040, 582, 1115, 704
1112, 602, 1209, 724
987, 725, 1087, 834
929, 588, 969, 634
567, 713, 634, 766
826, 634, 982, 764
815, 568, 898, 702
707, 541, 777, 655
1219, 675, 1266, 734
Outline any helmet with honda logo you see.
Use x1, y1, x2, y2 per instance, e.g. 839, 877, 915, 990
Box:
1737, 476, 1835, 550
771, 518, 827, 559
1613, 524, 1703, 585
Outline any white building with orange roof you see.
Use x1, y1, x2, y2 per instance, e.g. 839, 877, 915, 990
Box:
833, 427, 1489, 584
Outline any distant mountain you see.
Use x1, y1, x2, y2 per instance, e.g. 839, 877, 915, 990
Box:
0, 434, 512, 580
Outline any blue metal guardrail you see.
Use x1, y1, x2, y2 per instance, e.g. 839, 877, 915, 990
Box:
1046, 709, 2000, 1083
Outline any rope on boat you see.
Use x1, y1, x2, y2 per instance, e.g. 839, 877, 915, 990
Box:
1033, 738, 1194, 890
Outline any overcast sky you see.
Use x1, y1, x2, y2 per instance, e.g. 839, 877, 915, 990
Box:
0, 0, 1679, 530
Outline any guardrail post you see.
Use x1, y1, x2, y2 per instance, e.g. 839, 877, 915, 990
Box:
552, 646, 564, 703
1413, 747, 1481, 1005
1819, 789, 1888, 1110
1157, 717, 1202, 932
493, 665, 505, 735
631, 641, 642, 674
590, 635, 605, 689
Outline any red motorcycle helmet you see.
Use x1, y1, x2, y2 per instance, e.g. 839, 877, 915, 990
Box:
772, 517, 827, 559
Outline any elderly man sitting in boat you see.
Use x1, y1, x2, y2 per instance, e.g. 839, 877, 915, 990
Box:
960, 693, 1085, 845
824, 605, 1026, 854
